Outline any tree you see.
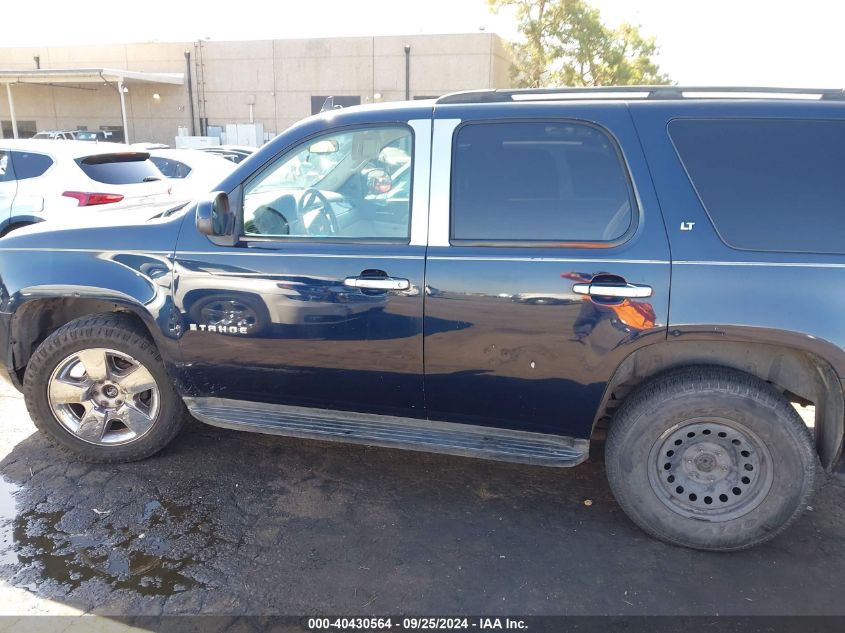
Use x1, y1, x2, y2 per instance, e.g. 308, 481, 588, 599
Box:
488, 0, 671, 88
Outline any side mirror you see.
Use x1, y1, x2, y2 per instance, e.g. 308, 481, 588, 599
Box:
196, 191, 233, 237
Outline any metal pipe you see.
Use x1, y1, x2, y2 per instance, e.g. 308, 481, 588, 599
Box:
6, 83, 18, 139
184, 50, 196, 136
404, 44, 411, 101
117, 80, 129, 144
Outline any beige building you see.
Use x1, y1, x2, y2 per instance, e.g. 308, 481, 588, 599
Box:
0, 33, 512, 145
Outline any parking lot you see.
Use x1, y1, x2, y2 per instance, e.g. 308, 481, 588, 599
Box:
0, 379, 842, 618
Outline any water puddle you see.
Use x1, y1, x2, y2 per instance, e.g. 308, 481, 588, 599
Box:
0, 476, 208, 597
0, 476, 21, 567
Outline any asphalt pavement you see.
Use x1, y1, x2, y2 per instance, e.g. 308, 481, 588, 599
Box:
0, 380, 843, 619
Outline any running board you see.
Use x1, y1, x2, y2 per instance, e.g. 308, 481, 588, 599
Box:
185, 398, 589, 468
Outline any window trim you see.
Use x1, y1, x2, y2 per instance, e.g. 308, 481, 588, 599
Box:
237, 122, 417, 247
668, 116, 845, 255
447, 118, 640, 249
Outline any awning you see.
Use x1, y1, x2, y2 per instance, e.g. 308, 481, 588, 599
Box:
0, 67, 185, 143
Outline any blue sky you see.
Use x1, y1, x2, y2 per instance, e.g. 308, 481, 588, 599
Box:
4, 0, 843, 88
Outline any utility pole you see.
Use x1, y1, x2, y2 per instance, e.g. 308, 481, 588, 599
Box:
184, 50, 196, 136
404, 44, 411, 101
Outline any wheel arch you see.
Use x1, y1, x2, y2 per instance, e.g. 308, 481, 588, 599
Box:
594, 337, 844, 471
9, 296, 165, 383
0, 216, 44, 237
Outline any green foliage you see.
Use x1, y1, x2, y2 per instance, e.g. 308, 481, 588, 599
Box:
489, 0, 671, 88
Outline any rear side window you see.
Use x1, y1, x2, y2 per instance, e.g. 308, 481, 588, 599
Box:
77, 153, 162, 185
669, 118, 845, 254
9, 151, 53, 180
451, 121, 634, 243
0, 151, 12, 182
150, 156, 192, 179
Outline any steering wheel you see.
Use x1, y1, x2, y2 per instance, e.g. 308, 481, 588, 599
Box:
298, 188, 339, 236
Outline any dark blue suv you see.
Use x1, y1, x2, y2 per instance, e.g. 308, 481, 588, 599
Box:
1, 86, 843, 551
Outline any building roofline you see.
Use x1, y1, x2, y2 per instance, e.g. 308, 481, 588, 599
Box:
0, 67, 184, 85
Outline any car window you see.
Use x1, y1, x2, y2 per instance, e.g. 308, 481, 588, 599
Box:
669, 118, 845, 254
242, 126, 412, 241
450, 121, 634, 243
150, 156, 192, 179
77, 153, 163, 185
9, 151, 53, 180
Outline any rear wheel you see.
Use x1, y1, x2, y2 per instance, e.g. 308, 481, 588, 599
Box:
24, 313, 186, 462
605, 366, 817, 551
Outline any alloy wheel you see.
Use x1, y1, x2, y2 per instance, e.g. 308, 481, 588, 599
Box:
47, 348, 160, 446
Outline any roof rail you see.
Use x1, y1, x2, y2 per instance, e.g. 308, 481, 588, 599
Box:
436, 86, 845, 104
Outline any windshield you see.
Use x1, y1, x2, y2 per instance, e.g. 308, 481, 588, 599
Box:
77, 153, 163, 185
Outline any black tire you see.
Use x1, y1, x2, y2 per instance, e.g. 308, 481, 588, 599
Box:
23, 313, 187, 463
605, 365, 817, 551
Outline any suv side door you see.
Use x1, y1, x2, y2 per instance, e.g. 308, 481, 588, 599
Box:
173, 115, 431, 418
422, 102, 671, 439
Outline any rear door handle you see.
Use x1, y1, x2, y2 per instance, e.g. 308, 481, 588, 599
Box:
572, 282, 653, 298
344, 276, 410, 291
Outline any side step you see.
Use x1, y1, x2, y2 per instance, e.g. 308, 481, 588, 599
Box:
185, 397, 589, 468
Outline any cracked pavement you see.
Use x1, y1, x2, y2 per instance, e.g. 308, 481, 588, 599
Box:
0, 380, 843, 619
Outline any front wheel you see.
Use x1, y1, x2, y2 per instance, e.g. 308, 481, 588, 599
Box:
24, 313, 187, 462
605, 366, 817, 551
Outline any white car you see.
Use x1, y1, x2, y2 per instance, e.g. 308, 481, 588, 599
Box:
148, 148, 236, 199
131, 142, 170, 150
0, 139, 172, 235
198, 145, 255, 164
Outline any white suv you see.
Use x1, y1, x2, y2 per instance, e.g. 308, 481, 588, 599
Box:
0, 139, 173, 235
31, 130, 78, 140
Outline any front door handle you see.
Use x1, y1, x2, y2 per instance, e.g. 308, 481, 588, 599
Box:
343, 276, 410, 291
572, 282, 652, 299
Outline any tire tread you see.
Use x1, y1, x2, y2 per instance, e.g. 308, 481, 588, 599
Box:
23, 312, 186, 463
605, 365, 817, 551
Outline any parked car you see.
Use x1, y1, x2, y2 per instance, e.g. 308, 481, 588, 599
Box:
198, 145, 255, 164
75, 131, 116, 142
2, 87, 844, 552
32, 130, 78, 140
148, 148, 236, 200
0, 139, 171, 234
132, 142, 170, 151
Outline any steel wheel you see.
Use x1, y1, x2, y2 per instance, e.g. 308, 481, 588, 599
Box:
648, 417, 774, 521
47, 348, 160, 446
